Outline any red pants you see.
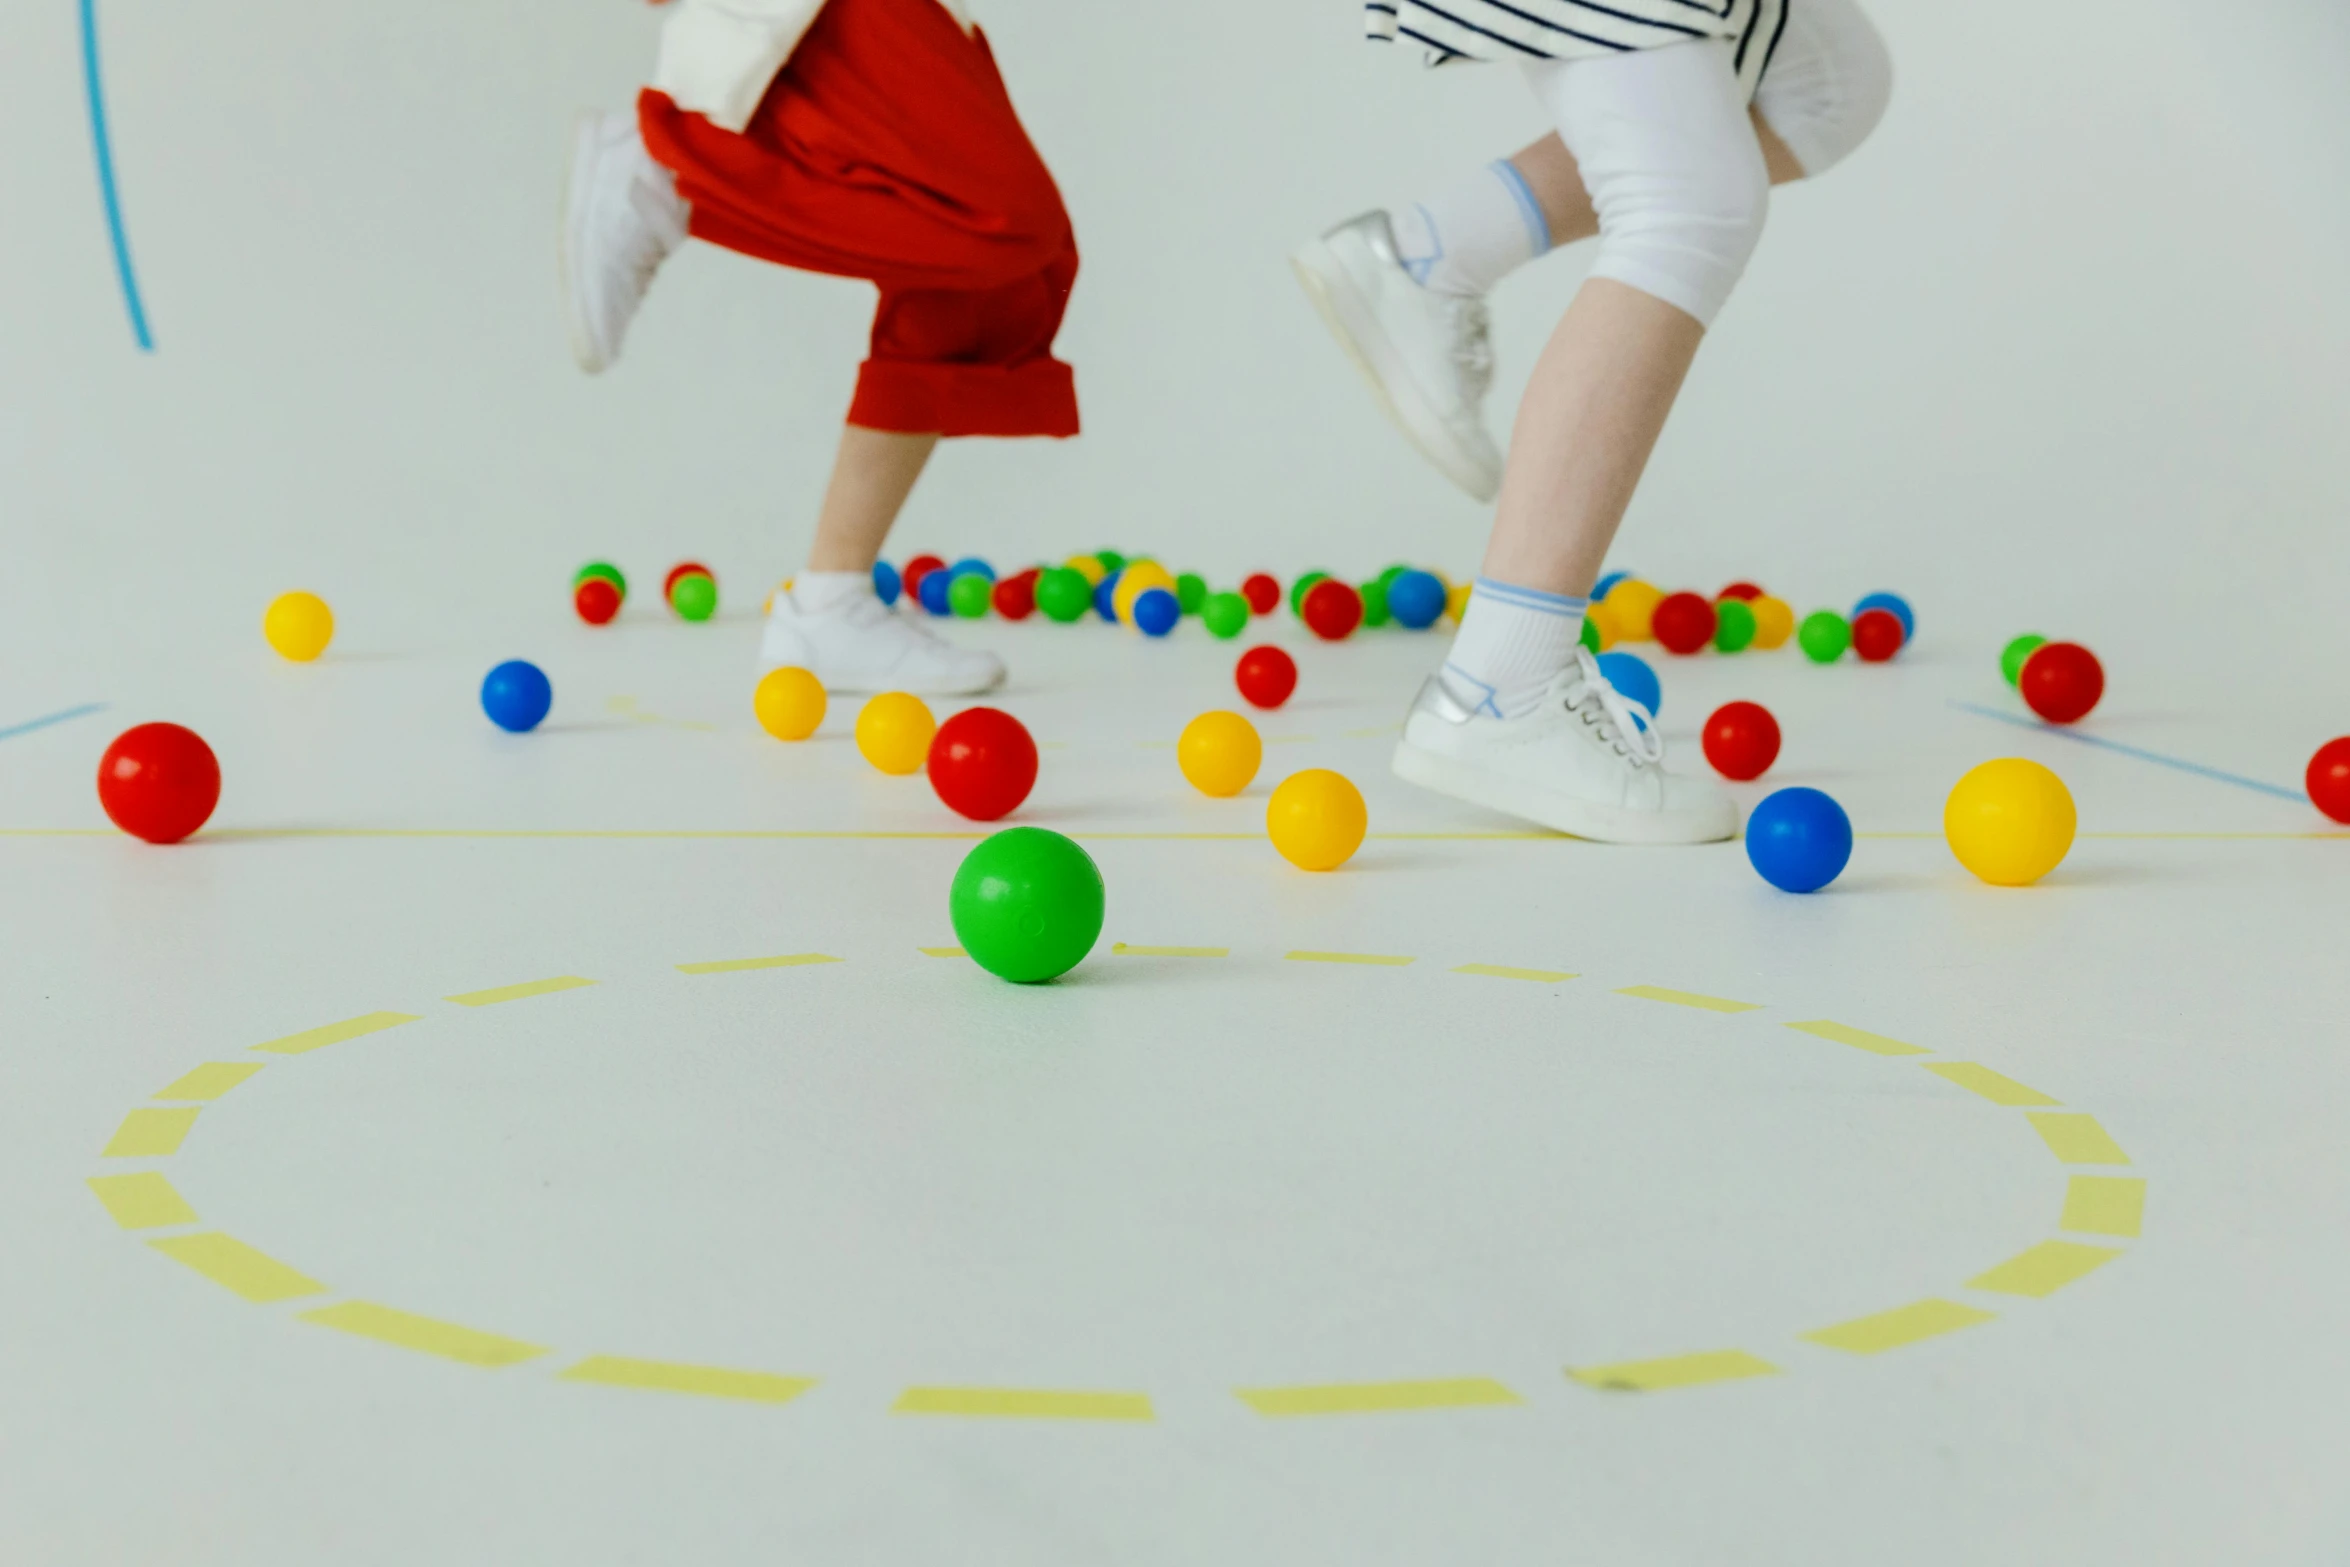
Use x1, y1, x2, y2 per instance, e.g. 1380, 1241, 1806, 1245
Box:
639, 0, 1078, 438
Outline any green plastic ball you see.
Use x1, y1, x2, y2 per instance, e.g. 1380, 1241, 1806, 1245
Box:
1579, 616, 1601, 654
1798, 610, 1851, 663
1359, 579, 1391, 628
949, 572, 992, 619
1202, 591, 1250, 639
949, 827, 1106, 984
1290, 571, 1330, 616
575, 561, 627, 597
2001, 633, 2048, 687
1377, 563, 1413, 592
1094, 550, 1126, 573
1713, 597, 1757, 653
672, 572, 717, 622
1175, 572, 1208, 615
1037, 567, 1092, 623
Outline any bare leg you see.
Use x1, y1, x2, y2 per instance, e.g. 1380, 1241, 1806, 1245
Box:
1506, 112, 1806, 250
805, 425, 941, 571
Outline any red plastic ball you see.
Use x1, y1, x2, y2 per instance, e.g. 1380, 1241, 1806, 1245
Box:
2020, 641, 2104, 724
1235, 645, 1298, 710
1701, 701, 1782, 781
2308, 737, 2350, 824
1851, 608, 1906, 662
1240, 573, 1281, 616
97, 722, 221, 844
663, 561, 712, 603
926, 707, 1038, 822
991, 572, 1037, 621
574, 576, 621, 626
1716, 582, 1765, 602
1301, 578, 1364, 641
901, 554, 947, 604
1651, 591, 1718, 655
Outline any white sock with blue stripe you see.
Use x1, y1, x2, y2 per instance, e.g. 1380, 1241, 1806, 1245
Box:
1438, 578, 1588, 721
1389, 161, 1551, 300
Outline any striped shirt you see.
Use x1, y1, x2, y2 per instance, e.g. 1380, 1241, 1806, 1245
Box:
1367, 0, 1790, 98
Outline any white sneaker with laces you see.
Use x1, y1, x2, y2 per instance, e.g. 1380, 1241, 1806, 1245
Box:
560, 109, 688, 375
1391, 649, 1737, 844
1291, 210, 1504, 503
760, 590, 1006, 697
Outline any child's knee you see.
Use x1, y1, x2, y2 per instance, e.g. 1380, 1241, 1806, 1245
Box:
1591, 138, 1770, 327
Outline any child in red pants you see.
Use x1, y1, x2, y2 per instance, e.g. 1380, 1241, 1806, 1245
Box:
561, 0, 1078, 694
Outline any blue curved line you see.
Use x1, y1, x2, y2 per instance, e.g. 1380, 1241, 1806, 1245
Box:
1949, 700, 2304, 803
79, 0, 153, 352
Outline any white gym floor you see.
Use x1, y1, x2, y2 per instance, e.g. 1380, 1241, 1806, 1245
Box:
2, 600, 2345, 1565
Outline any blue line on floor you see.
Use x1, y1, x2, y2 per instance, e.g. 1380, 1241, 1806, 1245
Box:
0, 703, 109, 743
80, 0, 153, 352
1948, 700, 2305, 803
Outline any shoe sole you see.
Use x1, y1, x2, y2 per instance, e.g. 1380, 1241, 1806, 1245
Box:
559, 113, 609, 376
1290, 241, 1500, 504
1391, 738, 1738, 846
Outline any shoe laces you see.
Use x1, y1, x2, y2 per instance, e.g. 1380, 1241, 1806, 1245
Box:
1445, 295, 1495, 404
1557, 648, 1663, 765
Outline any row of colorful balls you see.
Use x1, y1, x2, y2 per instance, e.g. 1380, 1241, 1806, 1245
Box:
1585, 575, 1919, 662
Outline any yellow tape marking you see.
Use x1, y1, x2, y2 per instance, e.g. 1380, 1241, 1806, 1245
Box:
560, 1356, 816, 1405
1285, 951, 1415, 967
1784, 1020, 1929, 1057
252, 1011, 421, 1056
101, 1107, 199, 1158
1802, 1298, 1995, 1355
299, 1302, 548, 1367
1567, 1350, 1778, 1392
1614, 986, 1761, 1014
445, 977, 596, 1008
892, 1387, 1154, 1422
1111, 943, 1229, 958
1921, 1062, 2061, 1107
919, 946, 967, 959
2060, 1176, 2146, 1238
1453, 964, 1576, 983
2027, 1113, 2131, 1165
148, 1234, 328, 1303
675, 954, 842, 975
87, 1173, 197, 1229
153, 1061, 265, 1101
1237, 1378, 1522, 1417
1968, 1240, 2124, 1299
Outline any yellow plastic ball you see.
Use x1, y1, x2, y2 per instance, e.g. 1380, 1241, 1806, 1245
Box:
1587, 601, 1622, 651
1604, 579, 1663, 641
1066, 555, 1108, 587
1266, 768, 1368, 871
855, 691, 936, 776
1446, 582, 1472, 623
754, 666, 827, 741
1944, 758, 2077, 886
262, 591, 334, 662
1177, 710, 1262, 798
1749, 594, 1796, 650
1112, 562, 1176, 625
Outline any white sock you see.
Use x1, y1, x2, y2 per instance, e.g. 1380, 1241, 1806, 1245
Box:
1438, 578, 1588, 721
791, 571, 874, 615
1388, 160, 1551, 299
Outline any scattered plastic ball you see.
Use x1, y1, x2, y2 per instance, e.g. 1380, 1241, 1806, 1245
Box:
1064, 555, 1107, 587
1133, 587, 1181, 637
1112, 562, 1176, 624
673, 573, 718, 622
1717, 582, 1764, 603
1592, 569, 1633, 601
97, 722, 220, 844
574, 576, 622, 626
1094, 550, 1127, 573
1202, 591, 1250, 639
1579, 617, 1602, 655
2019, 641, 2104, 724
263, 591, 335, 661
948, 572, 992, 619
991, 571, 1037, 620
1178, 710, 1263, 797
753, 666, 826, 741
855, 692, 936, 775
1302, 578, 1364, 641
481, 660, 553, 733
664, 562, 712, 603
1603, 579, 1663, 640
918, 568, 955, 617
949, 827, 1105, 984
1359, 578, 1391, 628
1037, 567, 1092, 622
1093, 571, 1123, 622
950, 557, 995, 584
2306, 737, 2350, 824
1446, 582, 1471, 622
575, 561, 627, 597
1586, 602, 1621, 651
927, 706, 1038, 821
1851, 607, 1904, 662
1386, 570, 1446, 630
1853, 592, 1914, 642
1290, 572, 1331, 616
1703, 701, 1781, 781
872, 561, 902, 607
1712, 597, 1757, 653
1945, 758, 2076, 886
1267, 769, 1367, 871
1746, 787, 1852, 893
1798, 610, 1851, 663
1749, 595, 1795, 650
1595, 650, 1660, 724
1652, 591, 1717, 655
1235, 645, 1298, 710
1240, 573, 1280, 615
1175, 573, 1208, 615
2000, 633, 2048, 687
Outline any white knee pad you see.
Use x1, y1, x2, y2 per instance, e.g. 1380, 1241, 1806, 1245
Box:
1754, 0, 1894, 177
1524, 41, 1770, 329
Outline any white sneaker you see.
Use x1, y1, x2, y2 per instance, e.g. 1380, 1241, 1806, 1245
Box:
1391, 649, 1737, 844
1292, 211, 1504, 503
760, 589, 1006, 697
560, 109, 688, 375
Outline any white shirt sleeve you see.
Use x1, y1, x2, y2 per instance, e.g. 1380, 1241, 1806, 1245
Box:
652, 0, 975, 135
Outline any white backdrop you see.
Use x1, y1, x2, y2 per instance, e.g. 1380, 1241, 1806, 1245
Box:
3, 0, 2347, 680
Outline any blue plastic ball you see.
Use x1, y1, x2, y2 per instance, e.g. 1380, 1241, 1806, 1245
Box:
1745, 787, 1853, 894
918, 567, 954, 616
1851, 592, 1914, 641
1132, 587, 1180, 637
1594, 650, 1661, 728
481, 660, 552, 733
1386, 570, 1446, 630
1593, 569, 1633, 601
1093, 569, 1123, 622
872, 561, 902, 607
950, 557, 996, 583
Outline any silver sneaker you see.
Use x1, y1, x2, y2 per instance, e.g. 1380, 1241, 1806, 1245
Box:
759, 589, 1005, 697
560, 109, 688, 375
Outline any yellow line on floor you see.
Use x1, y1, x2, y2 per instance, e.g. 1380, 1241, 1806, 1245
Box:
445, 976, 596, 1007
1111, 943, 1229, 957
1921, 1062, 2061, 1107
559, 1356, 817, 1405
1783, 1020, 1929, 1056
675, 954, 841, 975
153, 1062, 266, 1101
1615, 985, 1761, 1014
101, 1107, 199, 1158
1968, 1240, 2124, 1298
2027, 1112, 2132, 1165
87, 1173, 197, 1229
1453, 964, 1577, 983
919, 946, 966, 959
2060, 1176, 2146, 1238
148, 1233, 328, 1303
892, 1387, 1154, 1421
252, 1011, 421, 1056
1567, 1350, 1778, 1392
1236, 1378, 1522, 1416
1801, 1298, 1995, 1355
1285, 950, 1415, 967
299, 1302, 548, 1367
